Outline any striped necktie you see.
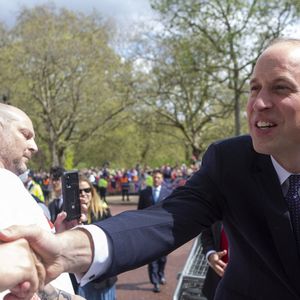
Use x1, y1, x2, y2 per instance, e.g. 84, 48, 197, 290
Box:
285, 175, 300, 252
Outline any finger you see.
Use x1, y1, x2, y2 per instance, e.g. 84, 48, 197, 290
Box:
4, 292, 36, 300
0, 225, 41, 243
8, 282, 35, 300
54, 212, 67, 233
214, 265, 225, 277
215, 260, 227, 269
55, 212, 67, 225
80, 203, 88, 214
218, 250, 227, 257
80, 213, 87, 223
30, 250, 46, 291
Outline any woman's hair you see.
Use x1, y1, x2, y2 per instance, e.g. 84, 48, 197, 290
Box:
79, 175, 107, 224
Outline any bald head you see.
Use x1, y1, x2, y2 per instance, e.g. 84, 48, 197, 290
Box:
247, 37, 300, 172
258, 38, 300, 69
0, 104, 38, 175
0, 103, 29, 125
267, 37, 300, 49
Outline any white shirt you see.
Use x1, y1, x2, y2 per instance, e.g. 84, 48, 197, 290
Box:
0, 169, 74, 298
153, 185, 161, 202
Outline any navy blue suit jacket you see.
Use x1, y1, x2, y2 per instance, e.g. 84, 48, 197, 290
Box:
97, 135, 300, 299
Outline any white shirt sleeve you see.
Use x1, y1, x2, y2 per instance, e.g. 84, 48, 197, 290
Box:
206, 250, 217, 264
74, 224, 112, 286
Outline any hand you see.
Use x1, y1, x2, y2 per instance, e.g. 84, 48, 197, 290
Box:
54, 204, 88, 233
0, 225, 94, 287
54, 212, 80, 233
79, 195, 88, 223
0, 238, 45, 300
208, 250, 227, 277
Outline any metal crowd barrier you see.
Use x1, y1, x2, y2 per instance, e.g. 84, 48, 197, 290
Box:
173, 234, 209, 300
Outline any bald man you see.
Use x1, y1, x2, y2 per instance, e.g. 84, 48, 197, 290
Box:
0, 104, 83, 300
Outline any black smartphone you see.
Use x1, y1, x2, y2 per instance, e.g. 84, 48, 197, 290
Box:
62, 170, 81, 221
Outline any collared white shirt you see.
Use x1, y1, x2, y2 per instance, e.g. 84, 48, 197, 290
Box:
153, 185, 161, 202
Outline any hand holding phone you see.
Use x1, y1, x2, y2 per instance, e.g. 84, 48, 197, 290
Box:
62, 170, 81, 221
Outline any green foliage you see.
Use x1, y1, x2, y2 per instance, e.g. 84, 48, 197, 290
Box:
2, 4, 135, 168
64, 147, 74, 170
145, 0, 298, 158
0, 1, 299, 168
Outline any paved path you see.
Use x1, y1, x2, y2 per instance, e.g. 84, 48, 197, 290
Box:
107, 195, 194, 300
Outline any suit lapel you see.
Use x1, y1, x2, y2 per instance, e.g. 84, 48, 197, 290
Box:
157, 186, 169, 202
254, 153, 300, 294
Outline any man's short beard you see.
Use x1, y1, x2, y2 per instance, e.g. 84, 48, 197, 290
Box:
12, 159, 27, 176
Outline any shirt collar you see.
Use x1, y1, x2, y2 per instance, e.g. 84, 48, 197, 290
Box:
271, 156, 292, 185
153, 185, 161, 191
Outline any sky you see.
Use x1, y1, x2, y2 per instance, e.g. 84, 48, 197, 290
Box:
0, 0, 157, 27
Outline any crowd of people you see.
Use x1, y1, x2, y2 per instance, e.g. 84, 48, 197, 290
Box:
28, 163, 200, 205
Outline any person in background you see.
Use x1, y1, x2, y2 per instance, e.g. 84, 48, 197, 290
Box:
120, 171, 130, 202
48, 166, 65, 223
22, 170, 45, 202
201, 222, 228, 300
98, 176, 108, 204
77, 175, 117, 300
137, 170, 171, 293
20, 170, 51, 220
41, 174, 51, 204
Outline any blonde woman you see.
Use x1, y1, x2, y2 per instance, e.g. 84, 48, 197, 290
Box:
78, 175, 117, 300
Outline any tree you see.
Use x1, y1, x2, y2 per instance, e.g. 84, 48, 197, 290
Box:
151, 0, 300, 137
133, 34, 233, 159
6, 4, 135, 167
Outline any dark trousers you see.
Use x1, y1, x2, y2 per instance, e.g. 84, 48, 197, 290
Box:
148, 256, 167, 284
121, 188, 129, 201
99, 187, 107, 202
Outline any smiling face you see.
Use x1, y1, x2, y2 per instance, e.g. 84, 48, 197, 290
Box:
247, 41, 300, 169
0, 105, 38, 175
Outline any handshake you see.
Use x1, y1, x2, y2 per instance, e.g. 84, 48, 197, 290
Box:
0, 223, 93, 300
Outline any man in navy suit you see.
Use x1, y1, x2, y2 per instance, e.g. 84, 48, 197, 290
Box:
137, 170, 171, 292
4, 38, 300, 300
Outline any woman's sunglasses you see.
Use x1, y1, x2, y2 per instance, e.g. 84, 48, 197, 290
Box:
79, 188, 92, 194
